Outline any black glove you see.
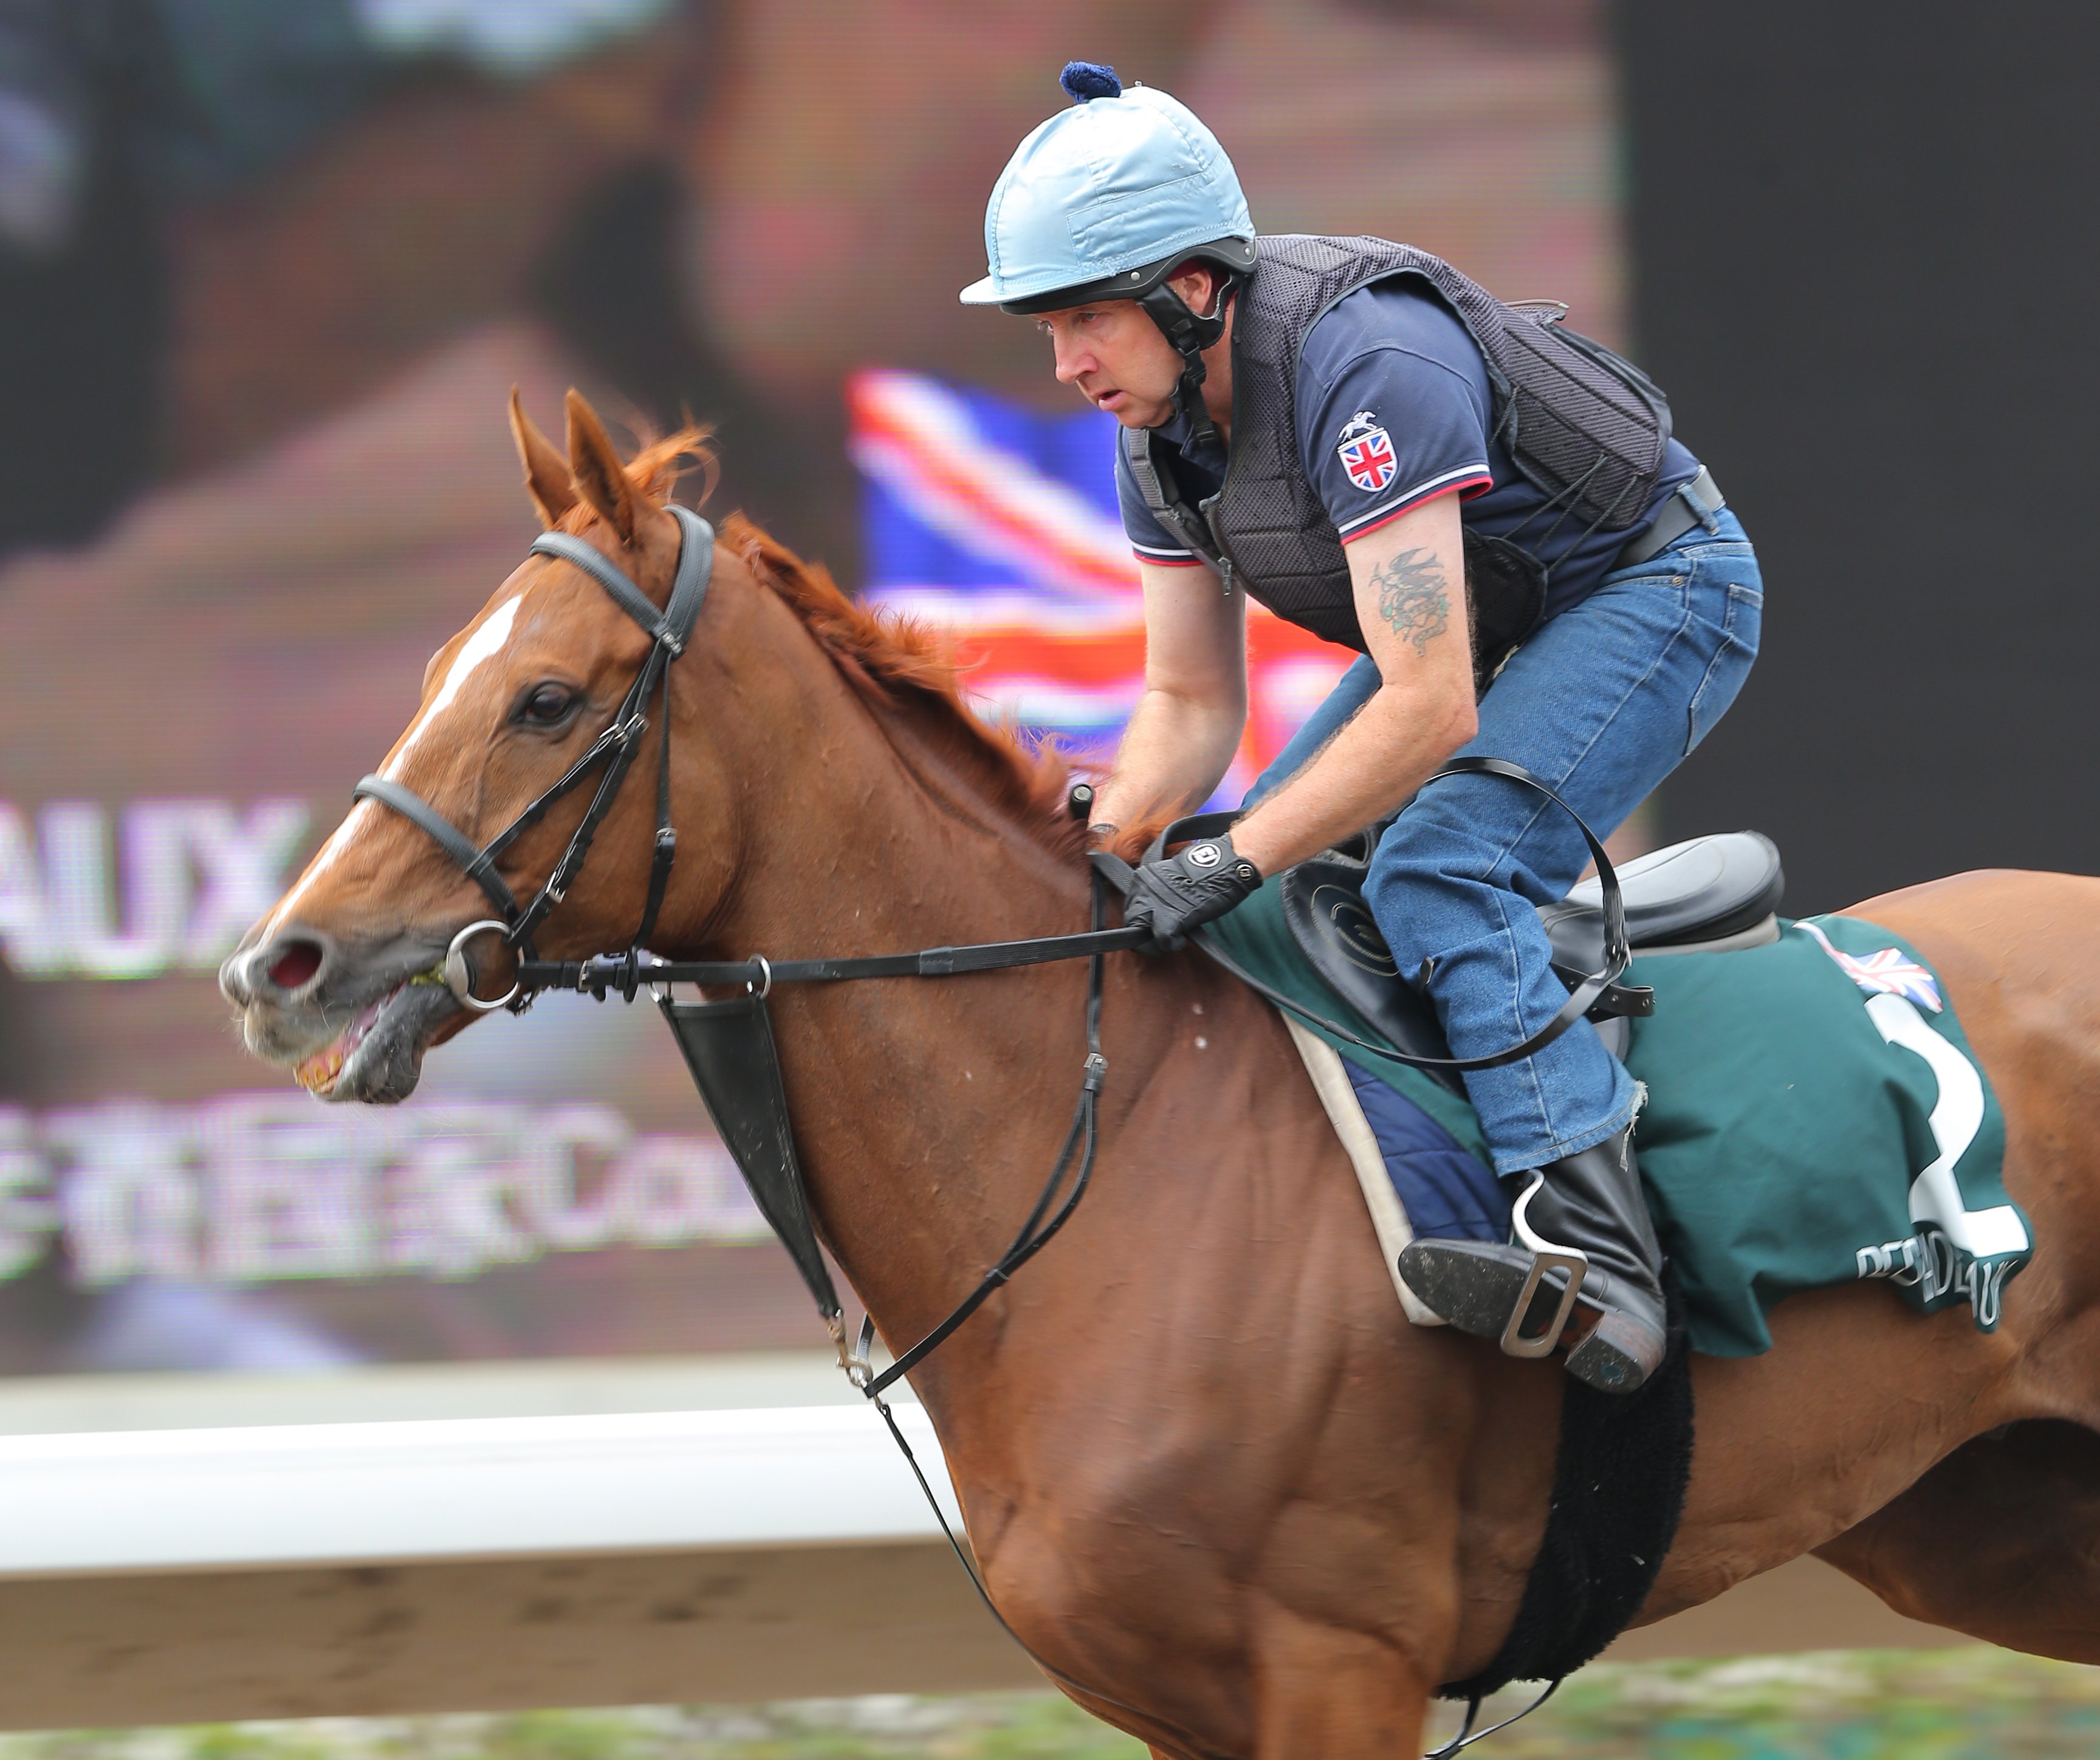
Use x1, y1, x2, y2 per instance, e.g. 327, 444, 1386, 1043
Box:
1124, 831, 1263, 951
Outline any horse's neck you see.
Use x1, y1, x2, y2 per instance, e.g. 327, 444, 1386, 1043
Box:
693, 652, 1104, 1366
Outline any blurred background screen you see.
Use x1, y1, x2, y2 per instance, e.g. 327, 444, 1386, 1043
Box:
0, 0, 1614, 1374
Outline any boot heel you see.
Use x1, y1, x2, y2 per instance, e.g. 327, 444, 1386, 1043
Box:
1564, 1308, 1667, 1392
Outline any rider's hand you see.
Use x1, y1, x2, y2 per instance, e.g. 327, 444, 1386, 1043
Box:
1123, 832, 1262, 952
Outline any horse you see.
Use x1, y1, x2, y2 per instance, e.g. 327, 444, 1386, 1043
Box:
219, 388, 2100, 1758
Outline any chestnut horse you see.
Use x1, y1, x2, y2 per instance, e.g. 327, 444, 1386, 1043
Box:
222, 391, 2100, 1758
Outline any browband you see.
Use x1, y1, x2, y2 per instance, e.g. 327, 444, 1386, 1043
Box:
530, 503, 716, 652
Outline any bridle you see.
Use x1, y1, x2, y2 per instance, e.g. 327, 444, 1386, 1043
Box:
346, 506, 1635, 1756
352, 503, 718, 1012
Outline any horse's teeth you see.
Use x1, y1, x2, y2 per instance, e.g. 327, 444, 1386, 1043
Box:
294, 1040, 348, 1092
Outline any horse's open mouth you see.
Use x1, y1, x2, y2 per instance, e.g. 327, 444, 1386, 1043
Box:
292, 978, 451, 1101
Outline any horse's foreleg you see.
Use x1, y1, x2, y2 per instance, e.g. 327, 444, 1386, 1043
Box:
1248, 1598, 1434, 1758
1816, 1418, 2100, 1660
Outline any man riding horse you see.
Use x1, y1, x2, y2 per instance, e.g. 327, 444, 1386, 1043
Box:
962, 63, 1764, 1393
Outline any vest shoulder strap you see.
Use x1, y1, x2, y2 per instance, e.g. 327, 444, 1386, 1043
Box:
1123, 425, 1221, 566
1122, 423, 1170, 517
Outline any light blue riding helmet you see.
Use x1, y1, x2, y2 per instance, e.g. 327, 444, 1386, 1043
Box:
959, 62, 1257, 316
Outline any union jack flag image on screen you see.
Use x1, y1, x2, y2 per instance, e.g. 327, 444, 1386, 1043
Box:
1337, 425, 1398, 494
851, 370, 1352, 805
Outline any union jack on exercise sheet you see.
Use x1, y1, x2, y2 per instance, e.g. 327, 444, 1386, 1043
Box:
1795, 918, 1946, 1013
849, 369, 1351, 804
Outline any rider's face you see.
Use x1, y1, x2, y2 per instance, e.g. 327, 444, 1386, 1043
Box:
1037, 300, 1184, 429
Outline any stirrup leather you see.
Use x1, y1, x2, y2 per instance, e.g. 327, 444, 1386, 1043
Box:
1499, 1172, 1588, 1359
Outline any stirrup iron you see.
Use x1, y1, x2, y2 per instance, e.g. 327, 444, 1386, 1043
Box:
1500, 1172, 1587, 1358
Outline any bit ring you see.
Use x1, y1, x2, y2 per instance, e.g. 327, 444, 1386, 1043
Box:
444, 920, 520, 1013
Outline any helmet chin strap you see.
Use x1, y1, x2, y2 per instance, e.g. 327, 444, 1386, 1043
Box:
1138, 278, 1237, 453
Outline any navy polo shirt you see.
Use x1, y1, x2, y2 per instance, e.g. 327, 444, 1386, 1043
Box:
1116, 280, 1703, 628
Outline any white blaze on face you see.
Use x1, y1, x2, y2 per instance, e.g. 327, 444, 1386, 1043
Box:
384, 592, 527, 779
266, 591, 529, 937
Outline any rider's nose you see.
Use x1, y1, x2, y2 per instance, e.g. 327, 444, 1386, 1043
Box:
219, 932, 331, 1006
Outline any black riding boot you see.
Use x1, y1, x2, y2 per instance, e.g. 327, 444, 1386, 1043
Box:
1396, 1124, 1667, 1393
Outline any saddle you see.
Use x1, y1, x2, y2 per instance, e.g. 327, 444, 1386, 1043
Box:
1281, 830, 1786, 1093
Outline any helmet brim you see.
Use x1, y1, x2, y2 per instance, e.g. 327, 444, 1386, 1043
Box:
957, 238, 1258, 315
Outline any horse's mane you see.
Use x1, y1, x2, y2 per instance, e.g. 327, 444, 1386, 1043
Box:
582, 425, 1085, 862
725, 513, 1088, 862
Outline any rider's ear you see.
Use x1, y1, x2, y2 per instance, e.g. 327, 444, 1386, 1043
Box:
509, 388, 577, 529
564, 388, 643, 547
1165, 261, 1214, 314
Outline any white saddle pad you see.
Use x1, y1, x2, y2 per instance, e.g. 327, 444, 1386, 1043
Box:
1282, 1016, 1444, 1328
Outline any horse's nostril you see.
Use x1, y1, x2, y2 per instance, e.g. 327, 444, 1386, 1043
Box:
268, 940, 324, 992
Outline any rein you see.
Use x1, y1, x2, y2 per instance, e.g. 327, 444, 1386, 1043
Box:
355, 511, 1630, 1755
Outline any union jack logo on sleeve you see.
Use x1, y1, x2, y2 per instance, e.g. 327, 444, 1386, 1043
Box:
1336, 411, 1398, 494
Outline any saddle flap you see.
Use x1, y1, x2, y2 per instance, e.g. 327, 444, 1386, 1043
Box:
1540, 831, 1785, 971
1278, 856, 1464, 1095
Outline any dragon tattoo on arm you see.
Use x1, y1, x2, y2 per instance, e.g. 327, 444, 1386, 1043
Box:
1370, 546, 1452, 656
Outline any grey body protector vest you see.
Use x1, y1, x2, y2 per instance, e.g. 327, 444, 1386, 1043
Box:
1122, 234, 1673, 684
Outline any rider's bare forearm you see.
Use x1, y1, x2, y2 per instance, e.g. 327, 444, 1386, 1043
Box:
1091, 684, 1245, 836
1229, 682, 1475, 877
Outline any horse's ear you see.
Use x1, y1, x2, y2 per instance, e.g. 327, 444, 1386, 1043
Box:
564, 388, 643, 547
509, 387, 576, 529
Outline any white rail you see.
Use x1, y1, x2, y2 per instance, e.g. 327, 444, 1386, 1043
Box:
0, 1404, 960, 1576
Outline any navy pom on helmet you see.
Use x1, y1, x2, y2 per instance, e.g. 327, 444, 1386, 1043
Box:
1060, 61, 1122, 102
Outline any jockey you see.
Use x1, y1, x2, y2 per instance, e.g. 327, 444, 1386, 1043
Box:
961, 63, 1764, 1394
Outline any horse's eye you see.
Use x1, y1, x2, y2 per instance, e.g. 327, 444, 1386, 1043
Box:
521, 683, 576, 724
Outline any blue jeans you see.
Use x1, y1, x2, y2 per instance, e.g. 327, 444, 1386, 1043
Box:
1247, 510, 1763, 1174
